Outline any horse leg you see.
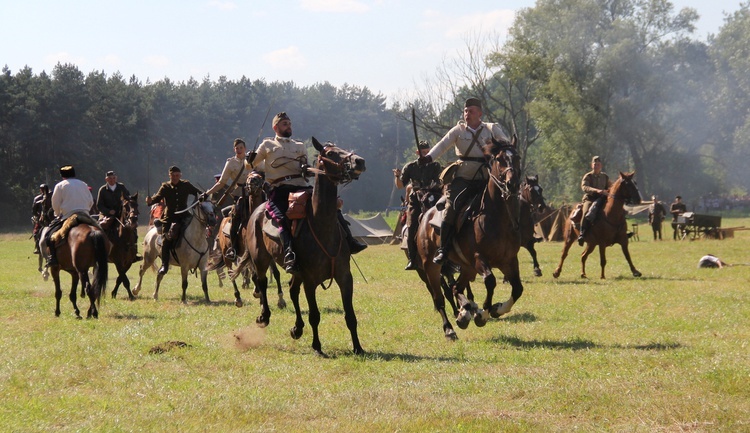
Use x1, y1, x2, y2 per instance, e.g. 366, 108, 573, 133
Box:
580, 243, 596, 279
133, 254, 153, 297
255, 272, 271, 327
336, 272, 364, 355
231, 278, 243, 308
491, 257, 524, 318
528, 242, 543, 277
82, 270, 97, 319
181, 268, 189, 304
200, 269, 211, 303
598, 245, 607, 279
271, 263, 286, 309
303, 281, 325, 357
419, 265, 458, 341
153, 272, 165, 301
439, 273, 460, 317
69, 273, 82, 319
52, 269, 63, 317
620, 242, 642, 277
288, 276, 304, 338
552, 236, 575, 278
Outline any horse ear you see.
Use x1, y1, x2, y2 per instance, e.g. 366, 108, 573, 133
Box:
312, 136, 324, 152
132, 192, 138, 200
511, 134, 518, 147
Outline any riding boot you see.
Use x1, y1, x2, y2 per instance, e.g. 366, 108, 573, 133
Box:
279, 229, 298, 273
225, 216, 240, 261
578, 219, 590, 246
338, 211, 367, 254
46, 237, 58, 267
433, 222, 454, 265
158, 239, 172, 275
404, 239, 418, 270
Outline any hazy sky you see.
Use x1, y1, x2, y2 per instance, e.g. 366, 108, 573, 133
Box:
0, 0, 741, 102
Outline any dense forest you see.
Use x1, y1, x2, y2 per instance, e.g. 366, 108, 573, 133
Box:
2, 0, 749, 229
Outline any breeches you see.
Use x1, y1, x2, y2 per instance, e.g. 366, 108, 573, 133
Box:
266, 185, 310, 230
443, 178, 484, 224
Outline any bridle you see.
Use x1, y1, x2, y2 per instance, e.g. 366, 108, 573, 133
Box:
488, 145, 520, 199
313, 143, 359, 185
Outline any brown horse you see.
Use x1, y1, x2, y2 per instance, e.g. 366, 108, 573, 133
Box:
40, 219, 110, 318
552, 172, 642, 279
232, 137, 366, 356
213, 174, 285, 309
109, 193, 142, 300
519, 175, 547, 277
415, 136, 523, 341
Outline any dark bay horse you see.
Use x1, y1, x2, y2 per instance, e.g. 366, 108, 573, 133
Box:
232, 137, 366, 356
552, 172, 642, 279
109, 193, 142, 300
415, 136, 523, 341
519, 175, 547, 277
214, 173, 285, 309
133, 200, 217, 303
40, 219, 110, 318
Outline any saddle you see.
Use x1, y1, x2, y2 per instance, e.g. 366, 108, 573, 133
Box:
50, 212, 102, 243
569, 203, 584, 224
262, 191, 311, 241
429, 191, 483, 234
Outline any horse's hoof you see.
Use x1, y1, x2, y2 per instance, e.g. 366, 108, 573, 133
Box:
253, 290, 260, 299
580, 274, 588, 279
456, 311, 471, 329
314, 350, 329, 358
235, 300, 243, 308
552, 271, 560, 279
474, 311, 488, 327
445, 329, 458, 341
277, 298, 287, 310
633, 270, 642, 277
534, 268, 543, 277
256, 316, 269, 328
290, 326, 303, 340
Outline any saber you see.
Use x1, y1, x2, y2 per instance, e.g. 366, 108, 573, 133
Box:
350, 255, 368, 284
411, 107, 421, 154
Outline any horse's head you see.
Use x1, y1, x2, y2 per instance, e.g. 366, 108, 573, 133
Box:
614, 171, 642, 205
311, 136, 366, 184
195, 200, 218, 227
122, 192, 140, 227
415, 180, 443, 213
483, 134, 521, 194
522, 175, 547, 212
246, 172, 265, 196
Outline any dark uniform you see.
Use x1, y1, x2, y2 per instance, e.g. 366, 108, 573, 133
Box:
648, 200, 667, 240
670, 196, 687, 240
32, 184, 52, 253
147, 167, 201, 275
96, 182, 131, 217
399, 154, 442, 270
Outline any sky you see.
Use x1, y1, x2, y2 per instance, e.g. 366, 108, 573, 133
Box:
0, 0, 743, 104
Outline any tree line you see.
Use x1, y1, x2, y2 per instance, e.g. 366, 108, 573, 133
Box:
2, 0, 749, 230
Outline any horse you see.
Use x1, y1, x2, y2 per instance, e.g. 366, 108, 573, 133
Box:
108, 193, 142, 300
415, 135, 523, 341
232, 137, 366, 356
213, 173, 286, 309
519, 175, 548, 277
552, 172, 642, 279
39, 218, 110, 318
133, 200, 218, 303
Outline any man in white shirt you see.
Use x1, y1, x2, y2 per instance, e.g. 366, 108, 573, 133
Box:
46, 165, 95, 267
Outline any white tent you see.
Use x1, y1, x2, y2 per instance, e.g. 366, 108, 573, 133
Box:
343, 213, 394, 245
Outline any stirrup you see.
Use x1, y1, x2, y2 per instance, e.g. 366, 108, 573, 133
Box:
433, 249, 447, 264
404, 260, 417, 271
283, 250, 297, 273
225, 248, 237, 261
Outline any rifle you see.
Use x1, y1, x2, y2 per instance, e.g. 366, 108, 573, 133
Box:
214, 102, 274, 208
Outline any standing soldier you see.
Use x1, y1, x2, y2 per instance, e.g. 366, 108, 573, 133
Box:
670, 195, 687, 240
648, 195, 667, 240
417, 98, 509, 264
145, 166, 203, 276
393, 140, 442, 270
578, 156, 612, 246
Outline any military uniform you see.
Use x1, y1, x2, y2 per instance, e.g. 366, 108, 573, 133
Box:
577, 158, 612, 245
670, 199, 687, 240
150, 179, 201, 226
648, 201, 667, 240
399, 156, 442, 270
96, 182, 131, 217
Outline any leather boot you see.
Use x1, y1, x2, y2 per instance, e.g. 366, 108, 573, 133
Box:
404, 237, 418, 270
279, 229, 297, 273
46, 238, 58, 267
338, 211, 367, 254
158, 239, 172, 275
433, 222, 454, 264
578, 219, 589, 246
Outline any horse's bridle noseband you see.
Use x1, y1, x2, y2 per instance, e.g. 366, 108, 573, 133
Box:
488, 145, 520, 199
316, 144, 359, 185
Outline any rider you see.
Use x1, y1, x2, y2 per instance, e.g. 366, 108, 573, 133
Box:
46, 165, 96, 267
96, 170, 131, 221
204, 138, 252, 261
246, 111, 366, 273
145, 166, 203, 276
394, 140, 442, 270
577, 156, 612, 246
417, 97, 509, 264
32, 184, 52, 254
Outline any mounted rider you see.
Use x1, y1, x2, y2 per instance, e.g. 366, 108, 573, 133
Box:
45, 165, 96, 267
246, 111, 366, 273
145, 166, 203, 276
204, 138, 252, 261
32, 183, 53, 254
417, 98, 510, 264
95, 170, 132, 234
577, 156, 612, 246
394, 140, 442, 270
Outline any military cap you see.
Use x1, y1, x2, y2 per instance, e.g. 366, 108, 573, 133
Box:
106, 170, 116, 177
464, 98, 482, 110
169, 166, 181, 173
591, 156, 602, 164
675, 195, 682, 199
418, 140, 430, 150
272, 112, 291, 127
60, 165, 76, 178
39, 183, 47, 189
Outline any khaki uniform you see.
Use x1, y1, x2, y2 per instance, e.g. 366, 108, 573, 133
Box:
252, 136, 309, 188
205, 156, 252, 199
580, 170, 611, 220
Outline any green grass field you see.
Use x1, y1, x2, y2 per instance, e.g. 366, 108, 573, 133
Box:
1, 220, 749, 432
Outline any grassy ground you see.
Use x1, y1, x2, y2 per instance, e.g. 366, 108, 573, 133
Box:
1, 219, 749, 432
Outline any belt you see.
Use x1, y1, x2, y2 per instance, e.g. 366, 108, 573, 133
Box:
269, 174, 304, 185
459, 156, 486, 163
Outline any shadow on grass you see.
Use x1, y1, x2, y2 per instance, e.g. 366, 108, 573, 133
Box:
623, 342, 683, 350
492, 334, 600, 350
499, 312, 537, 323
109, 312, 160, 320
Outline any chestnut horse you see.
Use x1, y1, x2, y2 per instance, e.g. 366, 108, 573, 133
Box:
552, 172, 642, 279
109, 192, 141, 300
214, 173, 285, 309
415, 136, 523, 341
232, 137, 366, 356
40, 219, 110, 318
519, 176, 547, 277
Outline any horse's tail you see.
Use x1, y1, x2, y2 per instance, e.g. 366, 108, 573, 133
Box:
91, 230, 109, 307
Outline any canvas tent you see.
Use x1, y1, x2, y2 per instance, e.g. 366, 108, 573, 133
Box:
343, 213, 394, 245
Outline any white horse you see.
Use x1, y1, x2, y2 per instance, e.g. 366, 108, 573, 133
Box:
133, 200, 217, 303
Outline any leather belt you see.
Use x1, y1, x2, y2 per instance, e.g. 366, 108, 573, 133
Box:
269, 174, 303, 185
